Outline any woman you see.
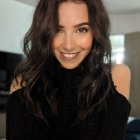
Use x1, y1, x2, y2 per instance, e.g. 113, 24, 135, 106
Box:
6, 0, 131, 140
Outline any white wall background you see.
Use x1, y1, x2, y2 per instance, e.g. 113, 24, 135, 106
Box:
0, 0, 34, 54
110, 13, 140, 35
0, 0, 140, 54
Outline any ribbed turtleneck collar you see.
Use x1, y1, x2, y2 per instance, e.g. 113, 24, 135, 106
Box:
60, 66, 84, 82
61, 66, 81, 75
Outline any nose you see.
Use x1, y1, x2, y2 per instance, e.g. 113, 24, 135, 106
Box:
63, 33, 75, 52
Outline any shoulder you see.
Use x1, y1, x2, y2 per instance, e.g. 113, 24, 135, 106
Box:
111, 64, 131, 100
10, 75, 26, 95
111, 64, 131, 76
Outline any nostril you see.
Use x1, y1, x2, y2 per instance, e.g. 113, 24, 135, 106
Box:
63, 47, 75, 52
63, 43, 75, 52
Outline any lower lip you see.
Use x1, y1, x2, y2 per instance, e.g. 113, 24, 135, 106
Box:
60, 52, 80, 61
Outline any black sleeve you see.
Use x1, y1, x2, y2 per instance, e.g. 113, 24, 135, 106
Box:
6, 88, 50, 140
96, 92, 131, 140
6, 89, 25, 140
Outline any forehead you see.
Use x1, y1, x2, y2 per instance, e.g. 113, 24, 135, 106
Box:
58, 2, 89, 25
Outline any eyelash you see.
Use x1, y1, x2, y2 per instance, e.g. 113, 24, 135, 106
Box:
56, 27, 89, 33
76, 27, 89, 33
56, 28, 63, 33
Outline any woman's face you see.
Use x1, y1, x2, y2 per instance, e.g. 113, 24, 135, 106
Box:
52, 2, 93, 69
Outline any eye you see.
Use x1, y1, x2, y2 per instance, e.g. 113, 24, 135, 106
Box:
76, 27, 89, 33
56, 28, 63, 33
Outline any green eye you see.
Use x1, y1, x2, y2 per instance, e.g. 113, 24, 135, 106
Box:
77, 27, 89, 33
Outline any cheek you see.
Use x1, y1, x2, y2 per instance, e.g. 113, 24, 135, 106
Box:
52, 35, 63, 49
76, 34, 93, 49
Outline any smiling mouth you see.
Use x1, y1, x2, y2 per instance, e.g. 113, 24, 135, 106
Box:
60, 52, 80, 60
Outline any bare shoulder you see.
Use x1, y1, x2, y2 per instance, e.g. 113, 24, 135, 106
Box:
10, 75, 25, 95
111, 64, 131, 100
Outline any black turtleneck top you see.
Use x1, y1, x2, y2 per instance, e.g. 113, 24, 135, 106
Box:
6, 68, 131, 140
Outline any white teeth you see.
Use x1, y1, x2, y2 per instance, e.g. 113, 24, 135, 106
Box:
62, 53, 78, 58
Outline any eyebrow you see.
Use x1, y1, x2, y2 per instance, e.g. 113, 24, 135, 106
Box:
58, 22, 90, 28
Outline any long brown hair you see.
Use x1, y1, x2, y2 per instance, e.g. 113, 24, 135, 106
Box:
14, 0, 113, 125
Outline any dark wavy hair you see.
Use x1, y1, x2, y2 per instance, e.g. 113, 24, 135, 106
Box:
14, 0, 113, 125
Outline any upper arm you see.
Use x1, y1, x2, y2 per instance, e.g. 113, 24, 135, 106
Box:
111, 64, 131, 100
10, 75, 25, 94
